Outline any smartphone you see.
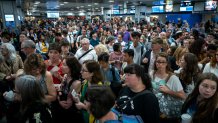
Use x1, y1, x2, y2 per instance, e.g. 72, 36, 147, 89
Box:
71, 89, 77, 97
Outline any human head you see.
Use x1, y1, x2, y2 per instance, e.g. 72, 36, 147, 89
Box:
180, 53, 199, 72
14, 75, 45, 110
151, 37, 163, 52
154, 52, 171, 73
94, 44, 109, 56
19, 32, 28, 43
124, 64, 152, 90
1, 31, 10, 43
198, 73, 217, 99
98, 52, 109, 69
80, 38, 90, 51
55, 32, 62, 42
117, 33, 123, 42
60, 40, 70, 53
21, 40, 36, 56
123, 49, 134, 62
48, 42, 61, 61
151, 31, 159, 40
167, 46, 177, 56
85, 85, 115, 119
81, 60, 103, 84
210, 48, 218, 68
113, 43, 121, 52
106, 36, 115, 44
131, 31, 141, 44
24, 53, 46, 76
187, 72, 218, 102
62, 56, 81, 80
0, 43, 16, 61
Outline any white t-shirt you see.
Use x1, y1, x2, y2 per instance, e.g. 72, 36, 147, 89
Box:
150, 72, 183, 94
203, 63, 218, 77
74, 46, 97, 64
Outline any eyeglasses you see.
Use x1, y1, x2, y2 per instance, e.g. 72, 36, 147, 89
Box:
81, 43, 88, 46
156, 61, 167, 64
81, 68, 89, 73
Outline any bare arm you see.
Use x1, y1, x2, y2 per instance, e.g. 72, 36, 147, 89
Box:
159, 85, 186, 100
45, 71, 57, 103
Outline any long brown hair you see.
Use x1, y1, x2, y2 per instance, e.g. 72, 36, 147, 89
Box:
83, 60, 103, 84
24, 53, 46, 75
210, 49, 218, 68
153, 52, 173, 81
181, 73, 218, 123
179, 53, 200, 85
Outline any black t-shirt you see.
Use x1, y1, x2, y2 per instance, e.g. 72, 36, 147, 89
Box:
116, 87, 160, 123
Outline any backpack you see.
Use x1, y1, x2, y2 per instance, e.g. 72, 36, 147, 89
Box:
104, 108, 144, 123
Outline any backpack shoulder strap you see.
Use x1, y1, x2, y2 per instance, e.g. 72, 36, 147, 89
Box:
78, 49, 93, 60
110, 66, 116, 81
141, 45, 144, 56
117, 90, 151, 110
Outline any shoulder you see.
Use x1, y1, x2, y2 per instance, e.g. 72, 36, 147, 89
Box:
72, 80, 81, 87
169, 74, 179, 80
45, 71, 52, 77
45, 71, 53, 81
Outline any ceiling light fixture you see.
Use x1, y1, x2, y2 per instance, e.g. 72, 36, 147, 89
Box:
34, 1, 40, 4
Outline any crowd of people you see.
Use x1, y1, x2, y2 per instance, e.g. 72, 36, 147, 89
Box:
0, 17, 218, 123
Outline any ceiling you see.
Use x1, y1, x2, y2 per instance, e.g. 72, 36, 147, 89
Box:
15, 0, 208, 15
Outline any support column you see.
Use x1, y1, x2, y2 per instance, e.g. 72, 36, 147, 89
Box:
0, 0, 24, 29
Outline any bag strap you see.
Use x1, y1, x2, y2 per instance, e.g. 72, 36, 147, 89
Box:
110, 66, 116, 82
78, 49, 93, 60
117, 89, 151, 110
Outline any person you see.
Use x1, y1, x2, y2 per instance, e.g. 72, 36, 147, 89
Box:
0, 43, 24, 123
89, 31, 100, 47
74, 60, 103, 123
21, 40, 48, 60
121, 49, 134, 75
150, 52, 186, 121
178, 53, 201, 95
53, 56, 84, 123
94, 44, 109, 56
141, 37, 163, 73
14, 75, 53, 123
84, 85, 117, 123
98, 52, 122, 98
109, 43, 124, 72
106, 36, 115, 53
74, 38, 98, 64
45, 42, 64, 84
115, 64, 160, 123
60, 40, 74, 60
23, 53, 57, 103
0, 43, 24, 91
76, 29, 87, 49
181, 73, 218, 123
35, 33, 49, 56
203, 49, 218, 77
128, 31, 145, 65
